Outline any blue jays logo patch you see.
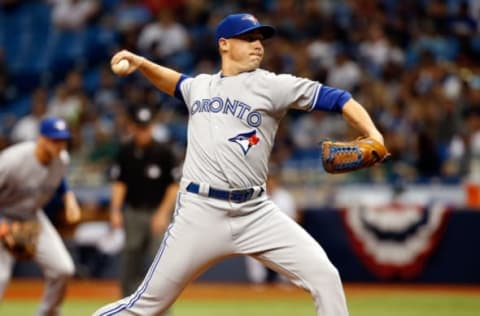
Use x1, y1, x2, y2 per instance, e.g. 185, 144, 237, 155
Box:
228, 130, 260, 155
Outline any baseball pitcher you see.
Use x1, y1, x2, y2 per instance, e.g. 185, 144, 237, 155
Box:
0, 117, 81, 316
95, 13, 388, 316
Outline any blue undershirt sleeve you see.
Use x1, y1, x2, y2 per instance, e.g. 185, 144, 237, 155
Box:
57, 178, 68, 196
174, 74, 190, 103
312, 85, 352, 113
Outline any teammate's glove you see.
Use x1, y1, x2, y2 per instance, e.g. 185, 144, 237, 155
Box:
320, 137, 390, 174
0, 220, 40, 260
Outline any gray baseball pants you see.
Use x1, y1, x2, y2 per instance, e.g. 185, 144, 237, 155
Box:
0, 211, 75, 316
93, 185, 349, 316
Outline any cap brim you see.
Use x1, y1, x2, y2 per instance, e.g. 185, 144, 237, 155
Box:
129, 117, 153, 126
44, 131, 70, 140
231, 25, 276, 40
132, 121, 151, 127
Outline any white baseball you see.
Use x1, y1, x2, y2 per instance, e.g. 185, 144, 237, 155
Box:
112, 59, 130, 75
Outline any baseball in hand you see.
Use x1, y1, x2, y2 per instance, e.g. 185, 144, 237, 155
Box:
111, 59, 130, 75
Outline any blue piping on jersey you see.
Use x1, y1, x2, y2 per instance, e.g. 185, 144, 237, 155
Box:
310, 85, 321, 111
312, 84, 352, 113
57, 178, 68, 195
174, 74, 190, 103
98, 193, 183, 316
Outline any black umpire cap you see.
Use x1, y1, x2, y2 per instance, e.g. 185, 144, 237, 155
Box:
127, 105, 156, 126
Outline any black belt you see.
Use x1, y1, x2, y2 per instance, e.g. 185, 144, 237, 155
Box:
186, 182, 263, 203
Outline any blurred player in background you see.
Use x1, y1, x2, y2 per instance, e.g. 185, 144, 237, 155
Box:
244, 163, 300, 285
109, 105, 179, 298
0, 116, 81, 316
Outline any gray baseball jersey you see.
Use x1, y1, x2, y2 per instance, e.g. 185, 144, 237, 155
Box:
179, 69, 321, 188
0, 141, 75, 315
94, 69, 349, 316
0, 142, 67, 219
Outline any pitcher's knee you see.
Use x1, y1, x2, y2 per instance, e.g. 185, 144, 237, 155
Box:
0, 275, 11, 298
325, 263, 341, 281
327, 262, 340, 277
0, 269, 12, 285
61, 257, 75, 276
310, 262, 342, 287
48, 258, 75, 279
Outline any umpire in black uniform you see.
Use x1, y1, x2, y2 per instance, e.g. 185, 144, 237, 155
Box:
109, 104, 179, 297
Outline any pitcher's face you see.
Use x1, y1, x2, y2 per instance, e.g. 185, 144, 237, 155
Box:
220, 30, 265, 72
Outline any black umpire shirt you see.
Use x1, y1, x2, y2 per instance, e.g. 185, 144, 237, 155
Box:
111, 139, 177, 210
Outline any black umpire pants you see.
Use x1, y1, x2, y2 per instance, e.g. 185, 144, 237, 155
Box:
121, 206, 164, 297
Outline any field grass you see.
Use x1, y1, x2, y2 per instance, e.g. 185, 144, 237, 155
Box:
2, 293, 480, 316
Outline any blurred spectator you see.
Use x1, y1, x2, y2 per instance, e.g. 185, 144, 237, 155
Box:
326, 51, 362, 91
47, 84, 83, 126
407, 19, 459, 67
358, 22, 405, 77
467, 108, 480, 180
86, 121, 117, 167
306, 26, 338, 70
10, 88, 48, 143
137, 8, 189, 65
425, 0, 449, 32
79, 108, 118, 172
270, 0, 303, 41
292, 111, 347, 151
453, 107, 480, 183
416, 129, 442, 180
447, 1, 477, 61
142, 0, 185, 15
92, 65, 122, 120
0, 49, 16, 107
111, 0, 151, 33
47, 70, 88, 129
50, 0, 100, 31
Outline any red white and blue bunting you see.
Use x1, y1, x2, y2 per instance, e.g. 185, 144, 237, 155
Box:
341, 202, 451, 280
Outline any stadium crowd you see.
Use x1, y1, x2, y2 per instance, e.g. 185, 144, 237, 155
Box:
1, 0, 480, 188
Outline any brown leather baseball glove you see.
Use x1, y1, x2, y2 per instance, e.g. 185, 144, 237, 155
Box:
320, 137, 390, 174
0, 220, 40, 260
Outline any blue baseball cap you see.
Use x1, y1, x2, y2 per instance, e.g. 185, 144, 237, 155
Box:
215, 13, 276, 43
39, 117, 71, 140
